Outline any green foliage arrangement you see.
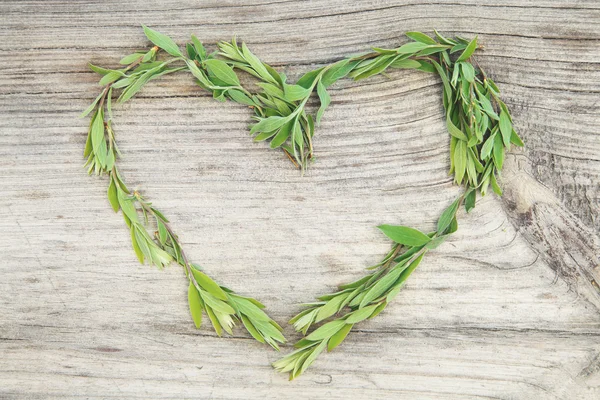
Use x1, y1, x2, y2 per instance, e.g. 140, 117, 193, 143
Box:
82, 26, 522, 379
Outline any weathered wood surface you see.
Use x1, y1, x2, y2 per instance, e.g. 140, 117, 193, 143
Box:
1, 0, 599, 398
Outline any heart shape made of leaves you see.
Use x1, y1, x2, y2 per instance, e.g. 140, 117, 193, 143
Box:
81, 26, 523, 379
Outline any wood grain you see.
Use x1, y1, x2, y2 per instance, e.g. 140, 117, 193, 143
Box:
1, 0, 599, 398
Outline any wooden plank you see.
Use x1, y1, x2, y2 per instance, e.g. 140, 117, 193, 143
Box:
1, 0, 599, 398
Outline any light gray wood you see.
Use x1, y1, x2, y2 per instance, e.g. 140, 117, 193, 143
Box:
1, 0, 599, 398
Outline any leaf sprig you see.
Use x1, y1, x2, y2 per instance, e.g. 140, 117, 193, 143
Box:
271, 31, 523, 379
81, 33, 285, 349
82, 27, 522, 379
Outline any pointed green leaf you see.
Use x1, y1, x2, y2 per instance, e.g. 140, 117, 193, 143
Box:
204, 59, 240, 87
327, 323, 353, 352
190, 265, 228, 300
456, 37, 477, 62
142, 25, 182, 57
188, 282, 203, 328
378, 225, 431, 246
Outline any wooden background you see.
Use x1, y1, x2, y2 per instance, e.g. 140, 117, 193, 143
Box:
1, 1, 599, 398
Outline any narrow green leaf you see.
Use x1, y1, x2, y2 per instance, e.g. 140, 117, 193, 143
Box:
493, 133, 505, 169
157, 220, 168, 244
321, 59, 358, 87
389, 59, 421, 69
188, 282, 203, 328
491, 172, 503, 195
378, 225, 431, 246
107, 178, 119, 212
316, 80, 330, 125
481, 133, 496, 159
460, 62, 475, 83
327, 323, 353, 352
283, 84, 310, 102
406, 31, 436, 44
456, 37, 477, 62
345, 304, 379, 324
130, 226, 144, 263
465, 189, 476, 212
305, 319, 346, 341
315, 294, 346, 323
80, 92, 104, 118
446, 117, 468, 141
437, 196, 461, 233
241, 315, 265, 343
205, 306, 223, 336
510, 129, 524, 147
204, 59, 240, 87
190, 265, 228, 300
250, 115, 290, 135
499, 110, 513, 147
396, 42, 430, 54
454, 140, 467, 184
142, 25, 182, 57
269, 119, 294, 149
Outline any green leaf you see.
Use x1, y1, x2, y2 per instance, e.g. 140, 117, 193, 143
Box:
297, 67, 324, 89
142, 25, 182, 57
188, 282, 203, 328
204, 59, 240, 87
481, 133, 496, 159
120, 53, 143, 65
305, 319, 346, 341
190, 265, 228, 300
241, 42, 277, 84
250, 115, 290, 135
389, 59, 421, 69
493, 133, 505, 169
446, 117, 468, 141
130, 226, 144, 263
460, 62, 475, 83
359, 263, 408, 308
80, 91, 104, 118
327, 323, 353, 352
491, 172, 503, 195
321, 59, 358, 87
107, 178, 119, 212
299, 340, 327, 376
465, 189, 476, 212
283, 84, 310, 102
191, 35, 207, 60
316, 80, 331, 126
269, 120, 294, 149
406, 31, 436, 44
416, 60, 436, 73
396, 42, 430, 54
510, 129, 524, 147
202, 292, 235, 315
157, 220, 168, 245
184, 59, 211, 88
205, 306, 223, 336
425, 234, 449, 250
437, 196, 461, 233
117, 189, 138, 223
454, 140, 467, 184
315, 294, 346, 323
241, 315, 265, 343
456, 36, 477, 62
345, 303, 379, 324
499, 110, 513, 147
377, 225, 431, 246
227, 89, 255, 106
